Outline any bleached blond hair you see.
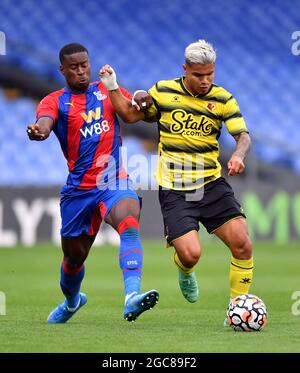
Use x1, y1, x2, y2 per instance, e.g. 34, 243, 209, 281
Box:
185, 39, 216, 65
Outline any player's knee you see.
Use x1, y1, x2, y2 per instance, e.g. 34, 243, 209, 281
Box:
180, 247, 201, 268
63, 255, 85, 269
117, 215, 140, 238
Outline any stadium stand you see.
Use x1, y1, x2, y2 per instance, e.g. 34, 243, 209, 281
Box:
0, 89, 67, 185
0, 0, 299, 185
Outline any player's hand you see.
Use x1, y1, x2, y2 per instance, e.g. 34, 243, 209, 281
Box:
132, 90, 153, 111
99, 64, 119, 91
27, 124, 48, 141
227, 154, 245, 176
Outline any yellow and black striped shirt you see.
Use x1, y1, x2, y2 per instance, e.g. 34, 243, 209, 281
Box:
145, 77, 248, 191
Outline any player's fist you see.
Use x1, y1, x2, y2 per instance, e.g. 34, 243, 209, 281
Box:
132, 90, 153, 111
99, 64, 119, 91
227, 155, 245, 176
27, 124, 47, 141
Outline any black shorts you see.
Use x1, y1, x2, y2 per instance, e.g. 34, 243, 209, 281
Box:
159, 177, 246, 244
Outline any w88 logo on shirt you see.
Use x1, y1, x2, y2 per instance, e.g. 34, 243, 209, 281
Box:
80, 120, 110, 138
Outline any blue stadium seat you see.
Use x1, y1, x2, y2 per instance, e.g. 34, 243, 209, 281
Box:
0, 0, 299, 184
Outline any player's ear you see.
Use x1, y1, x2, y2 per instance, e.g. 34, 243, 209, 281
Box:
59, 65, 65, 76
182, 64, 187, 73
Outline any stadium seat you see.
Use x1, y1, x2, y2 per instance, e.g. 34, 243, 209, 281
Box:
0, 0, 299, 184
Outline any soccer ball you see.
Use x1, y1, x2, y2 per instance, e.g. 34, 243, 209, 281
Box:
227, 294, 268, 332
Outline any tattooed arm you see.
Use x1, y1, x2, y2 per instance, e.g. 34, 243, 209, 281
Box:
227, 132, 251, 176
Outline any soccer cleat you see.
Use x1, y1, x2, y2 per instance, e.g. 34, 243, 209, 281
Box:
124, 290, 159, 322
224, 298, 233, 327
224, 317, 229, 327
178, 271, 199, 303
47, 292, 87, 324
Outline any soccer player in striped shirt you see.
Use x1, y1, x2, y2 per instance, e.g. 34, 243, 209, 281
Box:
100, 40, 254, 325
27, 43, 159, 323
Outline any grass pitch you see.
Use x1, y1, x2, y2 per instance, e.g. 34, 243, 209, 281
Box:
0, 241, 299, 352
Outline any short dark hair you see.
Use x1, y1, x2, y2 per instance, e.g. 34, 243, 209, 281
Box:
59, 43, 88, 64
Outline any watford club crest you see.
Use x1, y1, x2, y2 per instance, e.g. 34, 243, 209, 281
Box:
207, 102, 215, 111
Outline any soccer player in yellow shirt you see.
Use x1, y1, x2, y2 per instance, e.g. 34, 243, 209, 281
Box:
100, 40, 254, 323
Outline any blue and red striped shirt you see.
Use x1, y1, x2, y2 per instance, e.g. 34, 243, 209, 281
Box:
36, 82, 131, 190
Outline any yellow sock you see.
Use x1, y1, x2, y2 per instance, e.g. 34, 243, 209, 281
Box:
230, 256, 254, 299
173, 252, 195, 274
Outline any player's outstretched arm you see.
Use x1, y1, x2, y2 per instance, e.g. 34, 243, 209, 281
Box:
27, 117, 54, 141
227, 132, 251, 176
99, 64, 151, 123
